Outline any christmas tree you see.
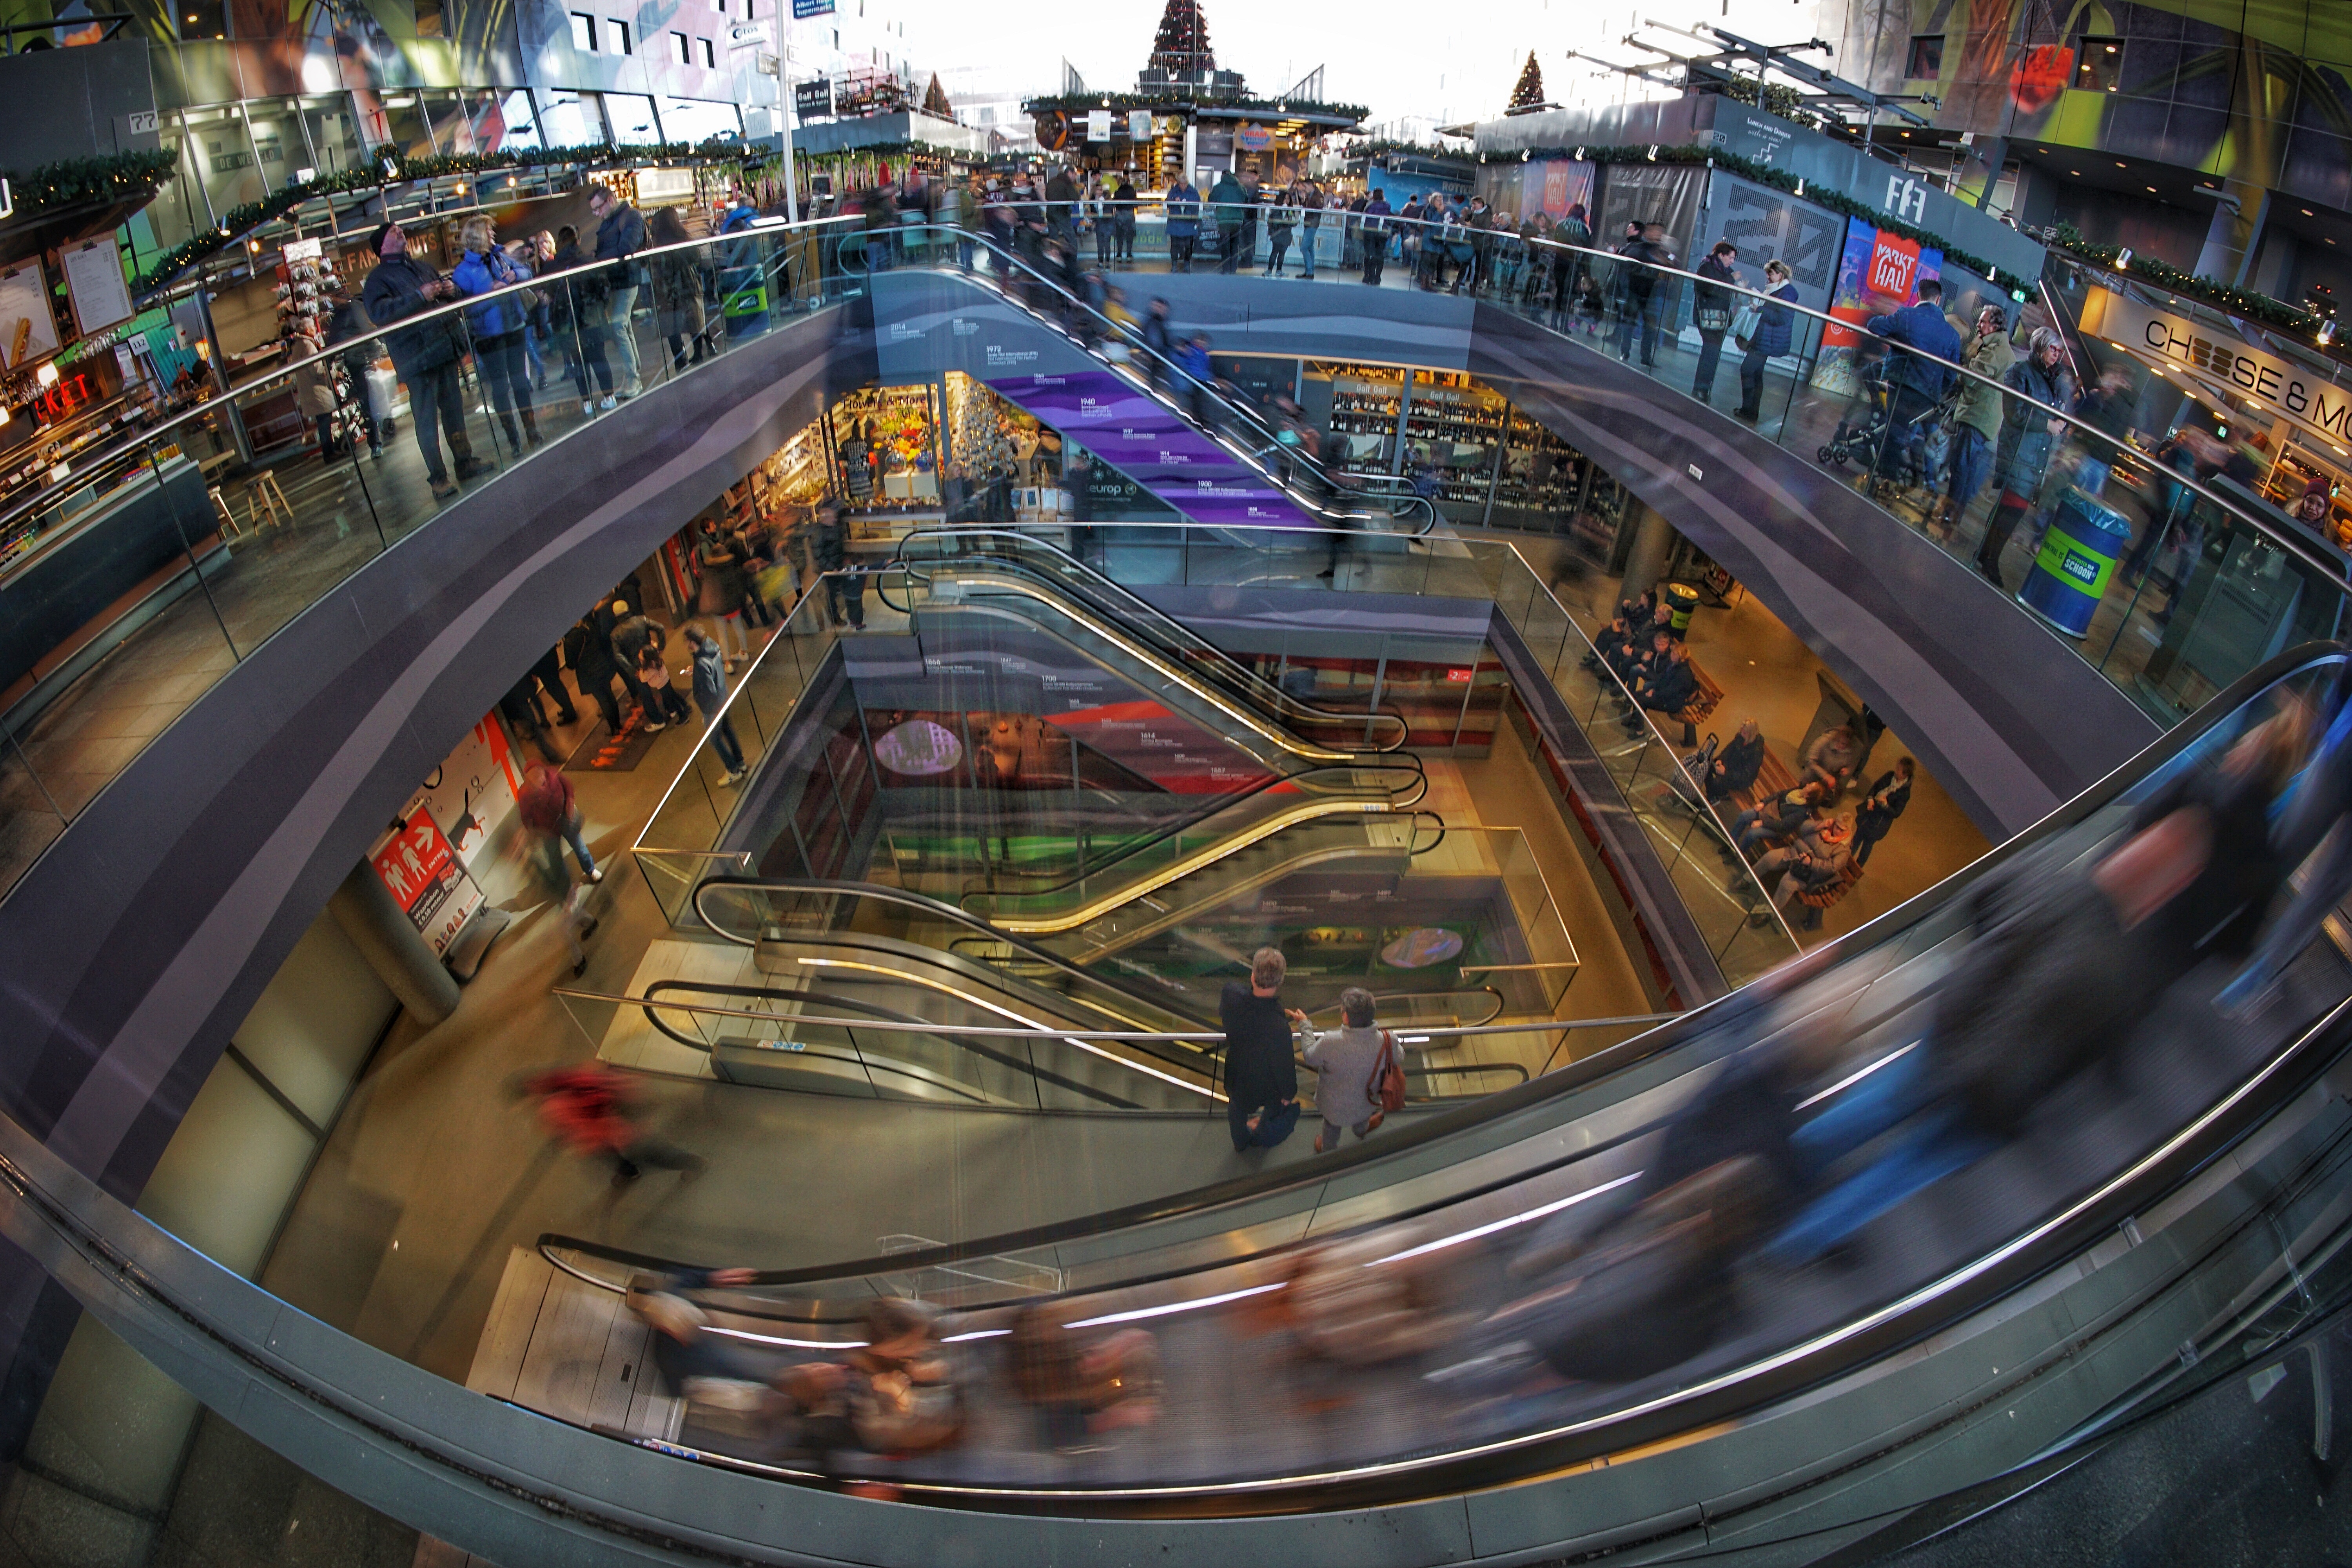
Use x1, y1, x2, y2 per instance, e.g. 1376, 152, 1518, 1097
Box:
1147, 0, 1215, 80
1507, 52, 1545, 113
922, 73, 953, 119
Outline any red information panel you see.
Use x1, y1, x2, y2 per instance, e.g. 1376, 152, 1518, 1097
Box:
371, 813, 467, 943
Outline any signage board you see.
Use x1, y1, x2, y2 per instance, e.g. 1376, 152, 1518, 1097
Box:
790, 0, 833, 16
2083, 288, 2352, 451
1129, 110, 1154, 141
0, 261, 61, 370
794, 79, 833, 121
1238, 122, 1272, 151
369, 811, 483, 956
61, 239, 133, 337
1086, 109, 1112, 142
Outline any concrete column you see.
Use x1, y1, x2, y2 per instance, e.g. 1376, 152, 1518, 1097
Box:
328, 860, 460, 1026
2193, 179, 2270, 292
1619, 500, 1675, 597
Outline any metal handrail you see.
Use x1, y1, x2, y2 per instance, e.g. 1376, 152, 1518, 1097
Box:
848, 220, 1440, 534
908, 197, 2352, 591
893, 525, 1417, 753
0, 216, 860, 537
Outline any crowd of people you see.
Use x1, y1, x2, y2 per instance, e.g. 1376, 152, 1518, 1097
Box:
513, 660, 2352, 1492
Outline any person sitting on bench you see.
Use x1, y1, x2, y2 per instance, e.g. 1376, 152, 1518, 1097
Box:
1625, 639, 1698, 732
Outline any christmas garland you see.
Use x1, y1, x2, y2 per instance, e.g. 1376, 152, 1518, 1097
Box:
3, 149, 181, 220
2043, 221, 2328, 338
1020, 90, 1371, 122
129, 137, 746, 297
1474, 142, 2034, 294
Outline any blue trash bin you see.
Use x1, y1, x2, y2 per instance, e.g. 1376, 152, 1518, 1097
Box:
2018, 488, 2134, 637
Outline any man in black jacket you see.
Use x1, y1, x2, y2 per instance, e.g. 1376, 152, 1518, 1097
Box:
588, 184, 649, 397
1220, 947, 1301, 1152
361, 222, 483, 498
1626, 639, 1697, 731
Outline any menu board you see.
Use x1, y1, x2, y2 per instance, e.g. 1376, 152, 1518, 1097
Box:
62, 239, 133, 337
0, 261, 60, 370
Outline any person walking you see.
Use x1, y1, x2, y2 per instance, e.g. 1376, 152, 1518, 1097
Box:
521, 1061, 705, 1184
1165, 174, 1201, 273
1301, 987, 1394, 1153
1613, 221, 1670, 367
1975, 328, 2070, 588
1220, 947, 1300, 1151
1935, 307, 2014, 532
1174, 332, 1217, 427
452, 213, 540, 453
692, 516, 751, 663
1853, 757, 1914, 867
1734, 260, 1799, 423
1863, 276, 1963, 494
1359, 188, 1392, 285
361, 221, 485, 500
813, 501, 864, 630
1210, 169, 1248, 274
517, 758, 600, 973
685, 625, 748, 784
1112, 174, 1139, 262
1690, 240, 1742, 406
527, 641, 577, 725
588, 183, 650, 397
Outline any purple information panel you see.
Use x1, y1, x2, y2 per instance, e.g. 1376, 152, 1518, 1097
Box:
983, 369, 1316, 529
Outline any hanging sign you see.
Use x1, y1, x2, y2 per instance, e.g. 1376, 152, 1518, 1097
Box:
1129, 110, 1153, 141
1086, 109, 1113, 142
369, 811, 485, 956
790, 0, 833, 16
1237, 122, 1272, 151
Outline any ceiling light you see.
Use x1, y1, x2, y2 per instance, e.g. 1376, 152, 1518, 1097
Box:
2147, 186, 2158, 193
2116, 160, 2128, 168
2071, 170, 2082, 176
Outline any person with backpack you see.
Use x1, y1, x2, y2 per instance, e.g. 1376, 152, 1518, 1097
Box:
1301, 986, 1398, 1154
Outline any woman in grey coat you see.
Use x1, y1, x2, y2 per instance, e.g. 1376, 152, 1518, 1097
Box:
1302, 987, 1392, 1154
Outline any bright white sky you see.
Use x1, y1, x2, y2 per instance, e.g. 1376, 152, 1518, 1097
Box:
886, 0, 1831, 129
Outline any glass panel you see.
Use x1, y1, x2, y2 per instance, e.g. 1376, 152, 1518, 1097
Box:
478, 88, 542, 153
536, 89, 604, 148
606, 92, 662, 145
657, 95, 742, 145
298, 94, 367, 179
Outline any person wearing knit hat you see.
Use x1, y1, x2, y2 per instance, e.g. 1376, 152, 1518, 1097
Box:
359, 220, 485, 499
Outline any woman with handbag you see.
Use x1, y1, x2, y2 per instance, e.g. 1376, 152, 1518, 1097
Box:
1690, 239, 1742, 407
1301, 986, 1402, 1154
1734, 259, 1800, 423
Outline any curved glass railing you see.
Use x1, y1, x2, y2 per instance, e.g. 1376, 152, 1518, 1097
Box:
0, 211, 864, 904
519, 642, 2352, 1507
837, 221, 1439, 534
895, 525, 1416, 754
884, 199, 2351, 730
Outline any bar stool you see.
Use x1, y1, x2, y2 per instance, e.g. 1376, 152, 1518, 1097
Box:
209, 485, 241, 539
243, 468, 292, 533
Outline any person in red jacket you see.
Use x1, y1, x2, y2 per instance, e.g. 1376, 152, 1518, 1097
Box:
519, 760, 601, 974
521, 1061, 705, 1186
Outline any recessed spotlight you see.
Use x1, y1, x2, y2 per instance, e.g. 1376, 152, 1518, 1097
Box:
2071, 170, 2082, 176
2116, 160, 2128, 168
2305, 209, 2316, 217
2147, 185, 2158, 193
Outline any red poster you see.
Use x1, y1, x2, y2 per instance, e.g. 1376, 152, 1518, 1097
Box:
1867, 233, 1922, 300
372, 813, 467, 938
1543, 164, 1570, 217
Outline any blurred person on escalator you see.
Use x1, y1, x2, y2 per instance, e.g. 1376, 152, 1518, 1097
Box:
1222, 946, 1302, 1151
777, 1298, 963, 1478
813, 501, 865, 630
1174, 332, 1218, 428
1302, 987, 1396, 1153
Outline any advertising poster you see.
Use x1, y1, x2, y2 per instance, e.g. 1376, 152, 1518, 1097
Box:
1812, 219, 1942, 397
0, 261, 60, 371
370, 812, 484, 957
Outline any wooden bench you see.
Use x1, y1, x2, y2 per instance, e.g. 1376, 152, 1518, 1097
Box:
1788, 859, 1864, 932
1724, 745, 1798, 818
1672, 659, 1725, 747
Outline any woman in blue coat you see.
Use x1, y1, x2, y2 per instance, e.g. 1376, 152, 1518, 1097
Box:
452, 214, 538, 449
1733, 259, 1800, 423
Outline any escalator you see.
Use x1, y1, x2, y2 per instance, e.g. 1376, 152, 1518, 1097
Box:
504, 645, 2352, 1525
853, 226, 1439, 537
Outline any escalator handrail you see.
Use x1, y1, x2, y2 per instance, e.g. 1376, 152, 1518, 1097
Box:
632, 979, 1156, 1109
624, 642, 2349, 1285
955, 762, 1428, 915
847, 223, 1439, 535
893, 526, 1416, 753
892, 559, 1378, 767
691, 874, 1216, 1028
